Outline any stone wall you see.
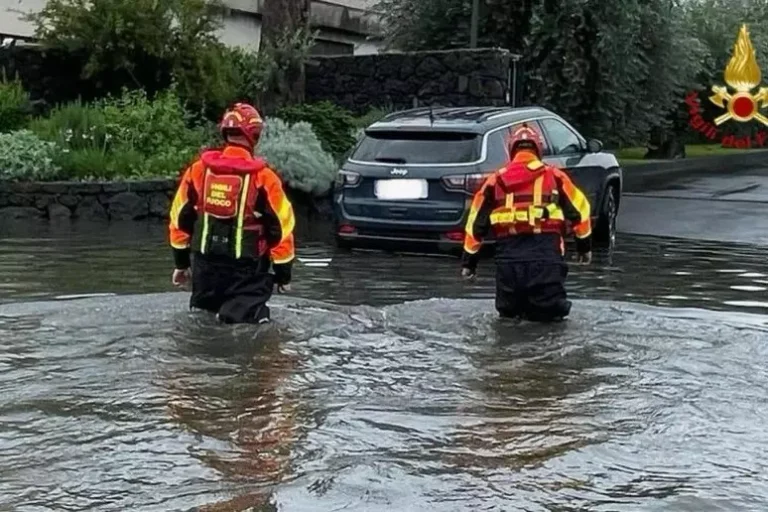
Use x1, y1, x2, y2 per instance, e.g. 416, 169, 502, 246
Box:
0, 180, 333, 222
0, 180, 176, 221
305, 48, 522, 114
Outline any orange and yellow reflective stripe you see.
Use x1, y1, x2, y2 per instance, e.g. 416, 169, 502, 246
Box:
463, 194, 484, 254
263, 169, 296, 264
532, 175, 543, 232
169, 168, 193, 249
556, 171, 592, 238
234, 173, 252, 259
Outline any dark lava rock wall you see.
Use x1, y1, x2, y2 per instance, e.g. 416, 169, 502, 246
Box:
305, 48, 517, 114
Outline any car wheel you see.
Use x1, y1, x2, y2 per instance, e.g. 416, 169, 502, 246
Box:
594, 184, 617, 247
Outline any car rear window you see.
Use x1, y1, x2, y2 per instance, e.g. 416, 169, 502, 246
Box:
350, 131, 481, 164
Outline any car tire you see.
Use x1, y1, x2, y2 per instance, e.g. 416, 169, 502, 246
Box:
594, 184, 618, 247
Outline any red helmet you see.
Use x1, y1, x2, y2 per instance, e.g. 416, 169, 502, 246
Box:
219, 103, 264, 147
508, 124, 544, 158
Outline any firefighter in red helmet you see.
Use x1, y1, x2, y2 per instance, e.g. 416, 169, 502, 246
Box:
460, 123, 592, 322
169, 103, 295, 324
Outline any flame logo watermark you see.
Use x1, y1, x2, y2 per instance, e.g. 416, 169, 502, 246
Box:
709, 24, 768, 126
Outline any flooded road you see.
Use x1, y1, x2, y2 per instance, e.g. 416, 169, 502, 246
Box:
2, 220, 768, 510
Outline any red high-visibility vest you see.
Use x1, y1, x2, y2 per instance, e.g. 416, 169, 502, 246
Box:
489, 160, 566, 238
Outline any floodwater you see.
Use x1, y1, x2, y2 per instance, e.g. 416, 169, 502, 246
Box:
1, 221, 768, 511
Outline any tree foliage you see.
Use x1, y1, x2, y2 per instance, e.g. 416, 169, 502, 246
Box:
26, 0, 237, 115
375, 0, 768, 146
258, 0, 312, 110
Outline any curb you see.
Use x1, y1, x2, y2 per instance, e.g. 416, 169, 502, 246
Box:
621, 150, 768, 192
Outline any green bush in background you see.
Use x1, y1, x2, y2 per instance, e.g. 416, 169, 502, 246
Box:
29, 100, 109, 150
351, 106, 392, 130
100, 88, 205, 152
0, 130, 62, 181
28, 88, 211, 180
276, 101, 356, 159
0, 74, 32, 133
258, 117, 338, 196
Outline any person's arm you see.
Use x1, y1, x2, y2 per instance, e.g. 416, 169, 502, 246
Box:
461, 174, 497, 274
260, 169, 296, 286
552, 169, 592, 255
168, 164, 200, 270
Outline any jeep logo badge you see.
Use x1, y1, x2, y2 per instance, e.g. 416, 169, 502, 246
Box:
390, 168, 408, 176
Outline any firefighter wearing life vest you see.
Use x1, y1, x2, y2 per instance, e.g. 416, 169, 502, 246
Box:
460, 123, 592, 322
168, 103, 295, 324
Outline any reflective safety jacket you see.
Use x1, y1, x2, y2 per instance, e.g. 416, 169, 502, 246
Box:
463, 153, 591, 260
169, 145, 295, 269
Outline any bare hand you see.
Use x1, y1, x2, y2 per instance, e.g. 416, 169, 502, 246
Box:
577, 252, 592, 265
461, 267, 476, 280
277, 283, 291, 294
172, 268, 191, 287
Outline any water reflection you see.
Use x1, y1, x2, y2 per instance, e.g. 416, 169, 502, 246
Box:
162, 315, 305, 510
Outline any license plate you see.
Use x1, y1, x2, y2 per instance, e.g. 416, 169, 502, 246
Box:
374, 179, 428, 200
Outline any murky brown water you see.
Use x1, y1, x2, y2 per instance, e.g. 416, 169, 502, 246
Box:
2, 220, 768, 511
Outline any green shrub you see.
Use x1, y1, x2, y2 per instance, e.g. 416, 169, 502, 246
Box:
98, 88, 209, 158
0, 130, 62, 181
351, 106, 393, 130
57, 144, 156, 180
257, 117, 338, 196
228, 46, 272, 105
29, 100, 109, 150
29, 88, 210, 179
276, 101, 356, 159
0, 74, 32, 133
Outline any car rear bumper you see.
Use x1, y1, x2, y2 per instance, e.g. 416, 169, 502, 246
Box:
333, 193, 471, 252
335, 225, 473, 254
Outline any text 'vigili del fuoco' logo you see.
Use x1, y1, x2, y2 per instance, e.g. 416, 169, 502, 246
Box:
686, 24, 768, 148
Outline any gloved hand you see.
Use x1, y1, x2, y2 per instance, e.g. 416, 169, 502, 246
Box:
273, 261, 292, 293
460, 250, 479, 280
172, 268, 191, 287
577, 251, 592, 265
575, 236, 592, 265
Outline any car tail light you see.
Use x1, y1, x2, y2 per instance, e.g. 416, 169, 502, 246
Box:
444, 230, 464, 241
338, 224, 356, 234
441, 173, 490, 193
465, 173, 488, 193
441, 175, 465, 190
335, 170, 360, 187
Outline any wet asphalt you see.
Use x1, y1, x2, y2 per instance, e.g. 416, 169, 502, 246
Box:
619, 164, 768, 245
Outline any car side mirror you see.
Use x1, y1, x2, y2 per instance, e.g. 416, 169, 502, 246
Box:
586, 139, 603, 153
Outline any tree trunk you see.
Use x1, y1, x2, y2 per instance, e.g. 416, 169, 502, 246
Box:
259, 0, 310, 110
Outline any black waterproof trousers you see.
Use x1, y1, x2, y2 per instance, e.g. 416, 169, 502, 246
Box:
493, 234, 572, 322
190, 253, 273, 324
495, 261, 572, 321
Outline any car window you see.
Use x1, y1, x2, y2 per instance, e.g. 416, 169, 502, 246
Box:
539, 118, 583, 155
485, 130, 509, 167
486, 122, 553, 162
350, 131, 481, 164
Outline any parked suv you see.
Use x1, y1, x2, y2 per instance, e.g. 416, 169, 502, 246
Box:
333, 106, 622, 253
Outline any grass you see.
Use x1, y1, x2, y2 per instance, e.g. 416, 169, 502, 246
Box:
615, 143, 754, 164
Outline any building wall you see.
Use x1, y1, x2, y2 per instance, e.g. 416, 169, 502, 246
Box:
0, 0, 45, 39
0, 0, 383, 54
216, 9, 262, 51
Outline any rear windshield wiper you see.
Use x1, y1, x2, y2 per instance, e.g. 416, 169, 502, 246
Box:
374, 157, 407, 164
